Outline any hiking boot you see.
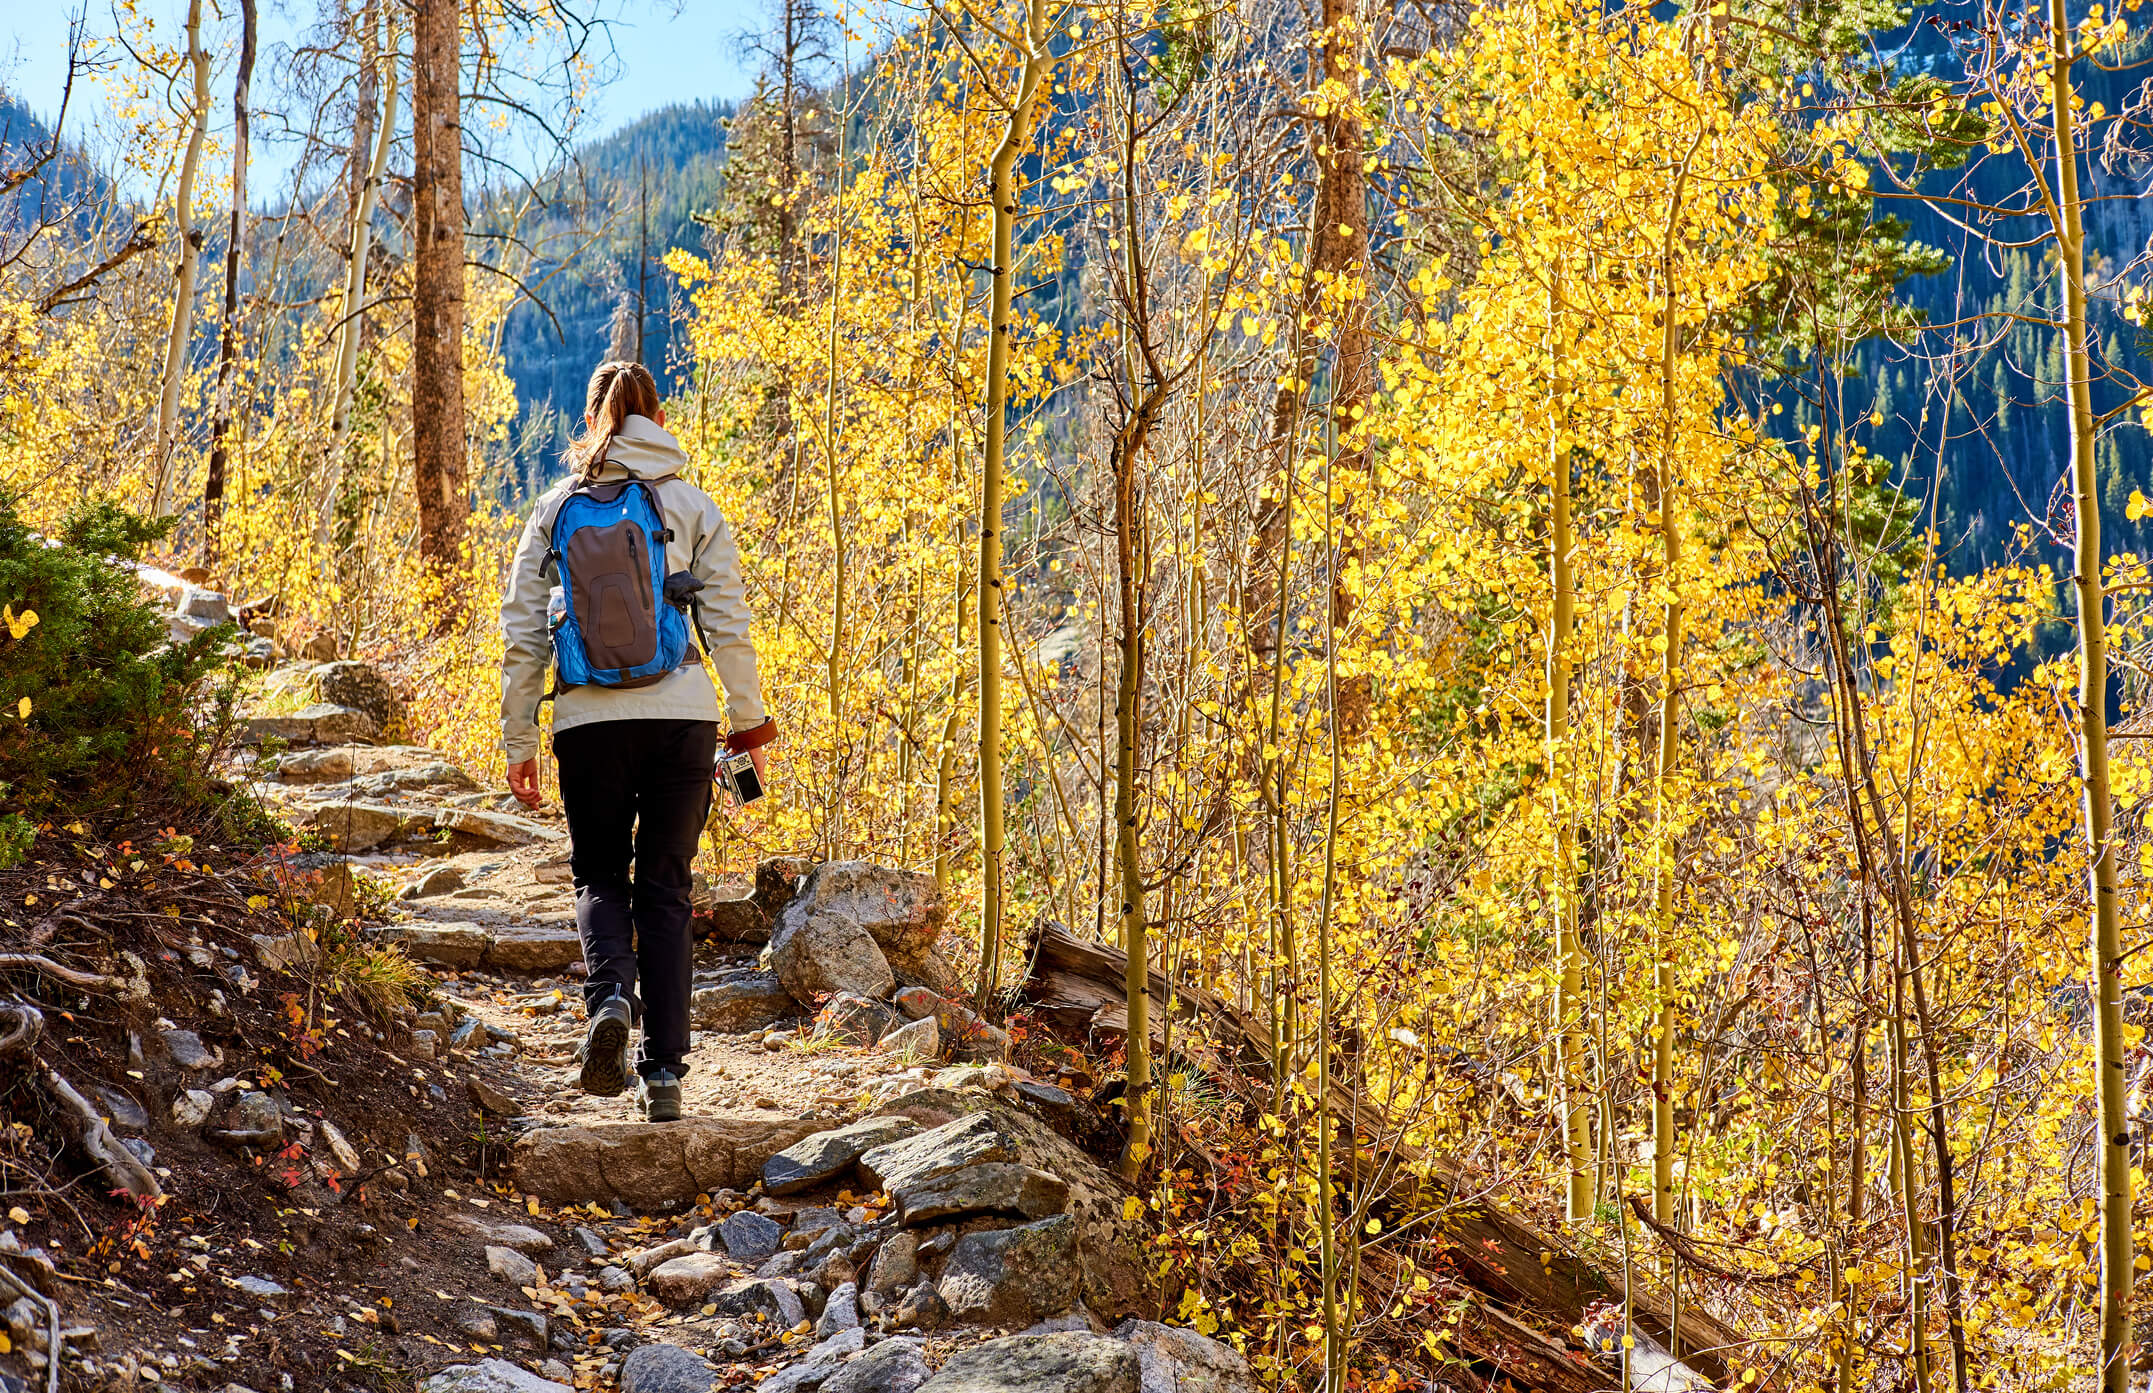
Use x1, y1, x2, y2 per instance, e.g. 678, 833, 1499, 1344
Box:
578, 995, 634, 1098
635, 1069, 683, 1123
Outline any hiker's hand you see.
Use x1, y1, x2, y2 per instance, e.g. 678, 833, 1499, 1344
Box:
749, 747, 767, 784
507, 759, 542, 809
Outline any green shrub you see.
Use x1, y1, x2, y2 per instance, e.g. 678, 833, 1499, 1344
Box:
0, 497, 248, 829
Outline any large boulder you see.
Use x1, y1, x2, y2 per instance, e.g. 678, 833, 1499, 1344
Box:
916, 1333, 1137, 1393
313, 660, 406, 736
764, 1116, 920, 1197
859, 1113, 1018, 1193
694, 874, 771, 944
778, 863, 944, 972
242, 703, 379, 746
297, 800, 419, 853
1110, 1321, 1258, 1393
483, 923, 584, 972
771, 911, 896, 1008
936, 1215, 1080, 1327
436, 807, 554, 848
693, 971, 796, 1034
512, 1118, 821, 1210
872, 1090, 1150, 1321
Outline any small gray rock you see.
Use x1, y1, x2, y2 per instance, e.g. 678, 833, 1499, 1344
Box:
487, 1244, 540, 1288
863, 1232, 920, 1301
647, 1252, 730, 1308
621, 1343, 718, 1393
816, 1281, 861, 1336
710, 1276, 807, 1327
407, 865, 467, 899
160, 1028, 220, 1071
757, 1328, 868, 1393
229, 1275, 289, 1303
599, 1265, 637, 1294
211, 1092, 284, 1149
90, 1086, 150, 1131
822, 1339, 933, 1393
691, 971, 796, 1034
172, 1089, 214, 1129
874, 1017, 938, 1059
771, 910, 896, 1008
488, 1305, 548, 1348
719, 1209, 785, 1262
574, 1225, 611, 1257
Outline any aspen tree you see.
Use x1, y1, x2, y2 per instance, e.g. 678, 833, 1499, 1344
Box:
2044, 1, 2132, 1375
968, 0, 1056, 1009
322, 7, 400, 547
1649, 137, 1699, 1231
150, 0, 212, 519
201, 0, 256, 563
1546, 266, 1590, 1224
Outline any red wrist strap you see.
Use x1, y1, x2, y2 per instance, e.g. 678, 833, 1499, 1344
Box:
726, 718, 778, 754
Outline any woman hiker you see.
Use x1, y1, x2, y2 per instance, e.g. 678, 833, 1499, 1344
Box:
497, 358, 775, 1123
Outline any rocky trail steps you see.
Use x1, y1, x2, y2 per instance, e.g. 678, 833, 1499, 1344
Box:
0, 620, 1234, 1393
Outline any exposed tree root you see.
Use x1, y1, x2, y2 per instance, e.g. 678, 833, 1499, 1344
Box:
0, 954, 122, 992
0, 1001, 44, 1058
36, 1062, 163, 1203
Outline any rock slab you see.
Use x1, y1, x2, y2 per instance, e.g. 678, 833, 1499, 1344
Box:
892, 1162, 1069, 1227
859, 1113, 1016, 1193
1111, 1321, 1258, 1393
420, 1361, 572, 1393
916, 1334, 1138, 1393
513, 1118, 822, 1210
764, 1116, 919, 1196
822, 1339, 933, 1393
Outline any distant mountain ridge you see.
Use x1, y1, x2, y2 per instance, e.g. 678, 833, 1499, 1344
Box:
491, 99, 735, 499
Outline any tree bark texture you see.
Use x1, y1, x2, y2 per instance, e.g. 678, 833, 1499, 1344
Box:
410, 0, 469, 571
151, 0, 212, 518
201, 0, 257, 563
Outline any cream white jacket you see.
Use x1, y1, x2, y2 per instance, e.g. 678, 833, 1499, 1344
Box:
498, 416, 767, 762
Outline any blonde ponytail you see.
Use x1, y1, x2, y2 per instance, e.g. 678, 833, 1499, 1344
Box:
567, 359, 661, 480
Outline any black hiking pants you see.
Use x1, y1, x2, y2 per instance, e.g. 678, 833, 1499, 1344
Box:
554, 718, 716, 1079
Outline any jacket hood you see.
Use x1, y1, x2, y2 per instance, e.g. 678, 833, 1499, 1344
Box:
588, 415, 688, 482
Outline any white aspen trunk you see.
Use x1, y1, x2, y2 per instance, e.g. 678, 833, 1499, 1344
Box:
150, 0, 213, 519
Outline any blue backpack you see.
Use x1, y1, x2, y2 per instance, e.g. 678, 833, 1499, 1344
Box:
544, 479, 695, 690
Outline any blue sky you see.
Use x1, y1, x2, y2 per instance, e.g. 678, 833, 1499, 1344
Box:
1, 0, 767, 186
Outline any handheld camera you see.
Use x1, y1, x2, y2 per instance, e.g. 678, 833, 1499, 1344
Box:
717, 749, 765, 805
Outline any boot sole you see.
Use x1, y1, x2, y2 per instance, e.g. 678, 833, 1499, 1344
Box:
579, 1015, 630, 1098
638, 1098, 683, 1123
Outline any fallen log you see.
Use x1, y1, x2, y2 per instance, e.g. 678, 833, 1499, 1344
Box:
1020, 920, 1748, 1387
